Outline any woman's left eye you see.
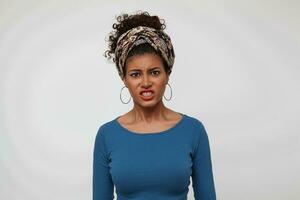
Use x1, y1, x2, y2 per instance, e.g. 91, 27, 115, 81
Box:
152, 70, 160, 75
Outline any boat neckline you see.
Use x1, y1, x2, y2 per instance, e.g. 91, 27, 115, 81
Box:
114, 113, 186, 136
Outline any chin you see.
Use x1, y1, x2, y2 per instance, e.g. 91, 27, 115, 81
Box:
141, 99, 164, 108
135, 98, 156, 106
140, 101, 157, 107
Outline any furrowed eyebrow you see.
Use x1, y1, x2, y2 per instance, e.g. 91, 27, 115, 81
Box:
129, 67, 160, 72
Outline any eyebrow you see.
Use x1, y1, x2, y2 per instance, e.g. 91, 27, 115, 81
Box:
129, 67, 160, 72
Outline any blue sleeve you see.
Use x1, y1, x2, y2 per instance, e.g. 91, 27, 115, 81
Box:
93, 126, 115, 200
191, 121, 217, 200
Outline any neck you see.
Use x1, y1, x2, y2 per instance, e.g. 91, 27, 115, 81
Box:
129, 100, 170, 123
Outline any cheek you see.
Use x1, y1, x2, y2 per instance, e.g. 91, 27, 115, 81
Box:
126, 83, 140, 96
157, 82, 167, 94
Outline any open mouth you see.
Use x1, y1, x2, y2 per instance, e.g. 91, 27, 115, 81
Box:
140, 90, 154, 100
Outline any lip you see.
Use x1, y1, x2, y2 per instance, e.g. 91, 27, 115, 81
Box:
140, 89, 154, 94
140, 90, 154, 101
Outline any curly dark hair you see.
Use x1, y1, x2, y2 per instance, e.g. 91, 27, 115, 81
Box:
103, 10, 171, 79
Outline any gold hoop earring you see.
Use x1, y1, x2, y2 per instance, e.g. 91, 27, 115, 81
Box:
120, 85, 131, 104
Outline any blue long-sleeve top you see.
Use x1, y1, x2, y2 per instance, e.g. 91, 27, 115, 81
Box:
93, 113, 216, 200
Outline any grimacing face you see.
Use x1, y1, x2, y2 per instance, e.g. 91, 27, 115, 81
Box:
122, 53, 169, 107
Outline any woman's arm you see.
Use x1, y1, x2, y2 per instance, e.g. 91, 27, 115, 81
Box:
191, 121, 217, 200
93, 126, 114, 200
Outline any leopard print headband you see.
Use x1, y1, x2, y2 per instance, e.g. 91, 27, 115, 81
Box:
114, 26, 175, 79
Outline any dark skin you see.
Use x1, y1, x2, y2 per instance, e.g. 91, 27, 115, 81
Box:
117, 53, 182, 134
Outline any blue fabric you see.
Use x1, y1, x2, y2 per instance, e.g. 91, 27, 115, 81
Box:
93, 113, 216, 200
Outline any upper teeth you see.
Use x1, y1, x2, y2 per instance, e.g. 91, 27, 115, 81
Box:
142, 92, 152, 96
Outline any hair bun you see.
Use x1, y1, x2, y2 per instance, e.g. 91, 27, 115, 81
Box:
104, 10, 166, 63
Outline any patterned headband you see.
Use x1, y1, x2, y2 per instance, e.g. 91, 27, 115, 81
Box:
114, 26, 175, 79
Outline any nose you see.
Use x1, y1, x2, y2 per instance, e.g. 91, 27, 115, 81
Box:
141, 74, 152, 88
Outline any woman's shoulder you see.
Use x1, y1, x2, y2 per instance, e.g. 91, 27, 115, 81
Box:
96, 117, 118, 136
183, 113, 209, 137
183, 113, 205, 127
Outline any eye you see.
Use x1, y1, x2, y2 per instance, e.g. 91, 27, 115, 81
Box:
130, 72, 140, 77
151, 70, 160, 76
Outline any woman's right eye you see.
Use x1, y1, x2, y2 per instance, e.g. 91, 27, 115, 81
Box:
130, 72, 139, 77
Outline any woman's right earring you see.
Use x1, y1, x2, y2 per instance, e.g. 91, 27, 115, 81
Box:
120, 85, 131, 104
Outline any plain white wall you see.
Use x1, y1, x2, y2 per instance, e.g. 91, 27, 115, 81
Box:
0, 0, 299, 199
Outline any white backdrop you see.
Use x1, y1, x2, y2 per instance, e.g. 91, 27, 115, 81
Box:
0, 1, 299, 200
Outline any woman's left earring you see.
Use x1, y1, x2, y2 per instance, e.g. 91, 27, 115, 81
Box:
120, 85, 132, 104
163, 82, 173, 101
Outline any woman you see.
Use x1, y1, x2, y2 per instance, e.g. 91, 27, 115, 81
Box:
93, 11, 216, 200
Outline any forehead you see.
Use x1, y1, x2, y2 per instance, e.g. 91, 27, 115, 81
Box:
125, 53, 164, 70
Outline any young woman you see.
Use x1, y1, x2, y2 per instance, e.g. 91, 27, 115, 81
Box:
93, 11, 217, 200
